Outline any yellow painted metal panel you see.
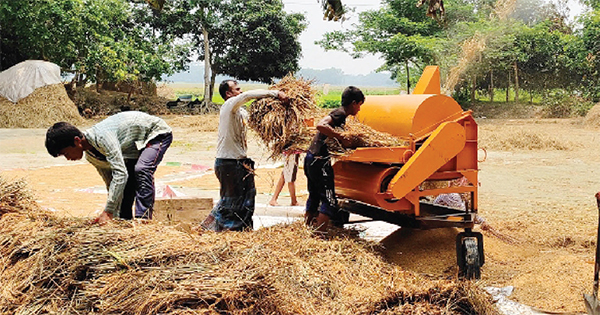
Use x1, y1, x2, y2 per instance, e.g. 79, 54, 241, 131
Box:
413, 66, 441, 95
389, 122, 466, 200
356, 94, 462, 138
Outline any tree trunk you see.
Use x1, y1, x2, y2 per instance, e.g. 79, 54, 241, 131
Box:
470, 75, 476, 104
209, 69, 216, 102
489, 69, 494, 102
405, 59, 410, 94
529, 88, 533, 104
201, 26, 211, 103
514, 61, 519, 102
506, 69, 510, 103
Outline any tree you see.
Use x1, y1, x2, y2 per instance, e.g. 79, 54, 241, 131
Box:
0, 0, 186, 87
316, 0, 466, 92
150, 0, 305, 103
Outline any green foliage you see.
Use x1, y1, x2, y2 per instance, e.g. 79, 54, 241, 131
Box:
0, 0, 186, 85
541, 90, 595, 118
151, 0, 306, 102
320, 99, 340, 108
210, 0, 307, 83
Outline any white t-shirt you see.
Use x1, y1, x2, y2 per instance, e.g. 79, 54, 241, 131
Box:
216, 89, 279, 159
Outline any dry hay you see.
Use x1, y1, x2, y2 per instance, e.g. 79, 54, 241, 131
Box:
248, 75, 320, 160
479, 129, 572, 151
326, 116, 409, 156
0, 84, 85, 128
584, 103, 600, 127
443, 33, 487, 94
0, 176, 37, 217
73, 87, 178, 117
493, 0, 517, 21
157, 83, 177, 100
164, 114, 220, 132
0, 178, 498, 315
443, 0, 516, 94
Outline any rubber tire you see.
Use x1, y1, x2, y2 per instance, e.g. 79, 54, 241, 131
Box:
462, 237, 481, 280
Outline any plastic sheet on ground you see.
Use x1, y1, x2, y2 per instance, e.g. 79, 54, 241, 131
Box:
0, 60, 62, 103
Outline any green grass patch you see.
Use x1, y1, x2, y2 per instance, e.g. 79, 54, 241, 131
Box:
169, 83, 401, 108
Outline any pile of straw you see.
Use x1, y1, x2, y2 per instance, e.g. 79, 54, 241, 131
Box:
326, 116, 409, 156
248, 75, 319, 160
0, 178, 498, 315
0, 176, 37, 217
585, 103, 600, 127
73, 87, 178, 117
0, 84, 85, 128
479, 129, 571, 151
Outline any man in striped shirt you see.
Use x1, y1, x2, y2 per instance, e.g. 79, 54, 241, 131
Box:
45, 111, 173, 224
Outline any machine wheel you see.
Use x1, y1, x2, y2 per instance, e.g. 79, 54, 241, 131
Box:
456, 231, 483, 280
460, 237, 481, 279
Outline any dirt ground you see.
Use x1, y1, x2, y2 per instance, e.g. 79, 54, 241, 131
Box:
1, 116, 599, 313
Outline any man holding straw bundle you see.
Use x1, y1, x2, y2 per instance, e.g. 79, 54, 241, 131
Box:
201, 80, 288, 232
305, 86, 364, 232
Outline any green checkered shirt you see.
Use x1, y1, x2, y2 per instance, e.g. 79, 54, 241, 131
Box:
83, 111, 172, 217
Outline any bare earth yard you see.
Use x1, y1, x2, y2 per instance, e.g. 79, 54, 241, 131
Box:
1, 116, 599, 313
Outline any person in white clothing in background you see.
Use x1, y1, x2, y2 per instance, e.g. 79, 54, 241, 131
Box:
201, 79, 288, 232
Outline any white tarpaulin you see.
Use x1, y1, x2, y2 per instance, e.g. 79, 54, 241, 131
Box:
0, 60, 62, 103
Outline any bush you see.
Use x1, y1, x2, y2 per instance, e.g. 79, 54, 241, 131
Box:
541, 91, 594, 118
319, 99, 340, 108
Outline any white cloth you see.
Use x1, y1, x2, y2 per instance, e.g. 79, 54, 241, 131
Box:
0, 60, 62, 103
433, 193, 465, 210
216, 89, 279, 159
282, 153, 300, 182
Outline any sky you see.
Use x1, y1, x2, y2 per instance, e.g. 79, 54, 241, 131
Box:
281, 0, 385, 75
281, 0, 589, 76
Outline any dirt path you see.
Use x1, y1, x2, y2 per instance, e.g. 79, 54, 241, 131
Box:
1, 117, 599, 313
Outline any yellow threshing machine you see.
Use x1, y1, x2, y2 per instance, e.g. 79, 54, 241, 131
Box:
334, 66, 483, 279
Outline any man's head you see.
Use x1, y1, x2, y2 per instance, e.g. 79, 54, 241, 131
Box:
45, 122, 85, 161
219, 79, 242, 100
341, 86, 365, 116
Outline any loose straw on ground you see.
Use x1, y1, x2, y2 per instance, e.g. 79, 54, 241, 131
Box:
0, 176, 498, 315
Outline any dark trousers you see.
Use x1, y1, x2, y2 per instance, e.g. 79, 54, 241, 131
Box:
304, 152, 348, 226
120, 132, 172, 219
202, 158, 256, 231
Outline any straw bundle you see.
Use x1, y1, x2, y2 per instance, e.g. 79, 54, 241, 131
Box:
0, 84, 85, 128
248, 75, 319, 160
326, 116, 409, 156
0, 179, 498, 315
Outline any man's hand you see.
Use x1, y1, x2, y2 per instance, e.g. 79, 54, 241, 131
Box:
277, 91, 289, 104
340, 136, 353, 148
92, 211, 113, 225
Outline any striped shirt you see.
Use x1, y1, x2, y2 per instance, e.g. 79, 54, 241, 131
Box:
216, 90, 279, 159
83, 111, 172, 216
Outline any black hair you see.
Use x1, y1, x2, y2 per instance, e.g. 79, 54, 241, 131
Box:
45, 122, 83, 157
219, 79, 237, 100
341, 86, 365, 107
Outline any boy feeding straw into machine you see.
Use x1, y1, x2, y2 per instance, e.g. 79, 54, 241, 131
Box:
304, 86, 365, 232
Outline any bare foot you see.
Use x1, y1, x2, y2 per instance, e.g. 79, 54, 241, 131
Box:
268, 200, 279, 206
291, 201, 300, 206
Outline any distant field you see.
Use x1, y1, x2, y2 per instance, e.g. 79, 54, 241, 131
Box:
167, 83, 400, 106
